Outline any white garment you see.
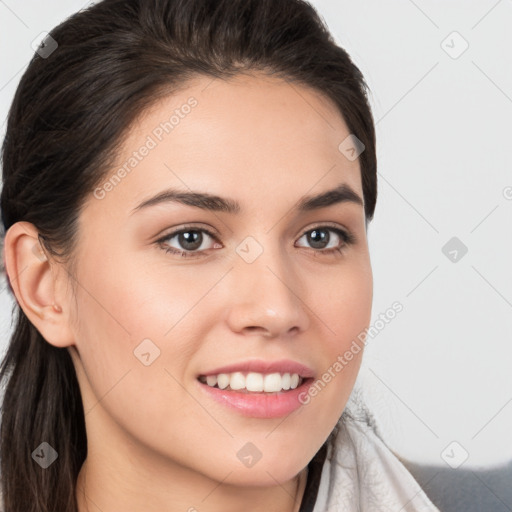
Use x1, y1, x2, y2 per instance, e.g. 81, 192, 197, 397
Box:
311, 401, 441, 512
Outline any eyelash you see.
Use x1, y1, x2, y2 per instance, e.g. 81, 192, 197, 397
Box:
156, 223, 357, 259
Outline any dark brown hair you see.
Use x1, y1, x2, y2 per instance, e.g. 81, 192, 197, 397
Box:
0, 0, 377, 510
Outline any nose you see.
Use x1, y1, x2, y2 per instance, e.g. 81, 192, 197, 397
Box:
225, 243, 310, 338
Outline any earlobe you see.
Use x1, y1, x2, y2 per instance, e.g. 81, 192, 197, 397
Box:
3, 221, 75, 348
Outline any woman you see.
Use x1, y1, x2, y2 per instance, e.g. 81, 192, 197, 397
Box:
0, 0, 441, 511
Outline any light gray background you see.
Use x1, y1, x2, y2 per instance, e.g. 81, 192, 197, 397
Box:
0, 0, 511, 483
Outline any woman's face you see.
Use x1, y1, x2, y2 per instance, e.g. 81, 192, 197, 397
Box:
67, 72, 373, 487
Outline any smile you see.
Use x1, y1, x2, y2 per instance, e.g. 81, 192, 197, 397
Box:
198, 371, 304, 393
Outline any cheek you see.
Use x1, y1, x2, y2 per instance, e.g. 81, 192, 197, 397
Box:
295, 259, 372, 420
69, 260, 203, 453
73, 247, 203, 349
70, 248, 218, 411
307, 257, 373, 348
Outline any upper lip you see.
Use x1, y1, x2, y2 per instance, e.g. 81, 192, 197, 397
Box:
198, 359, 315, 378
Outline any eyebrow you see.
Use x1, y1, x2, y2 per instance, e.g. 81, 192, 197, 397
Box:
130, 182, 364, 215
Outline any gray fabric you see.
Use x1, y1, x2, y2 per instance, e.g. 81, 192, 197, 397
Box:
401, 459, 512, 512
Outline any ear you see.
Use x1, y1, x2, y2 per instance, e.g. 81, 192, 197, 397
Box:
3, 221, 75, 348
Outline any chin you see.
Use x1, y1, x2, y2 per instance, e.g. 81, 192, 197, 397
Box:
212, 456, 307, 488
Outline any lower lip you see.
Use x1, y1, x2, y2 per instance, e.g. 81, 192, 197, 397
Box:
197, 378, 314, 418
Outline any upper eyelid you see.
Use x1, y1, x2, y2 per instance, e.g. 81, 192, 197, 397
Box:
158, 221, 348, 236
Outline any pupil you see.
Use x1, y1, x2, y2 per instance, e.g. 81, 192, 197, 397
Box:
309, 229, 329, 249
179, 231, 202, 250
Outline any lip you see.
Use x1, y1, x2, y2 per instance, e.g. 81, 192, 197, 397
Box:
197, 377, 315, 418
197, 359, 315, 378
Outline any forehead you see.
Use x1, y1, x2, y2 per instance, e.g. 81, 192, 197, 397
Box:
88, 72, 363, 220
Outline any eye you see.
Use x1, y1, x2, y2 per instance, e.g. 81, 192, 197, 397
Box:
295, 225, 356, 256
156, 225, 220, 258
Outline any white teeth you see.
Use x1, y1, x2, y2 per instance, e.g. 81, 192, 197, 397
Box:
230, 372, 245, 390
263, 373, 282, 392
206, 375, 217, 387
246, 372, 264, 392
217, 373, 230, 389
199, 371, 304, 392
290, 373, 300, 389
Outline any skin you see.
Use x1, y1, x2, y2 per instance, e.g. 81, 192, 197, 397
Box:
4, 72, 373, 512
